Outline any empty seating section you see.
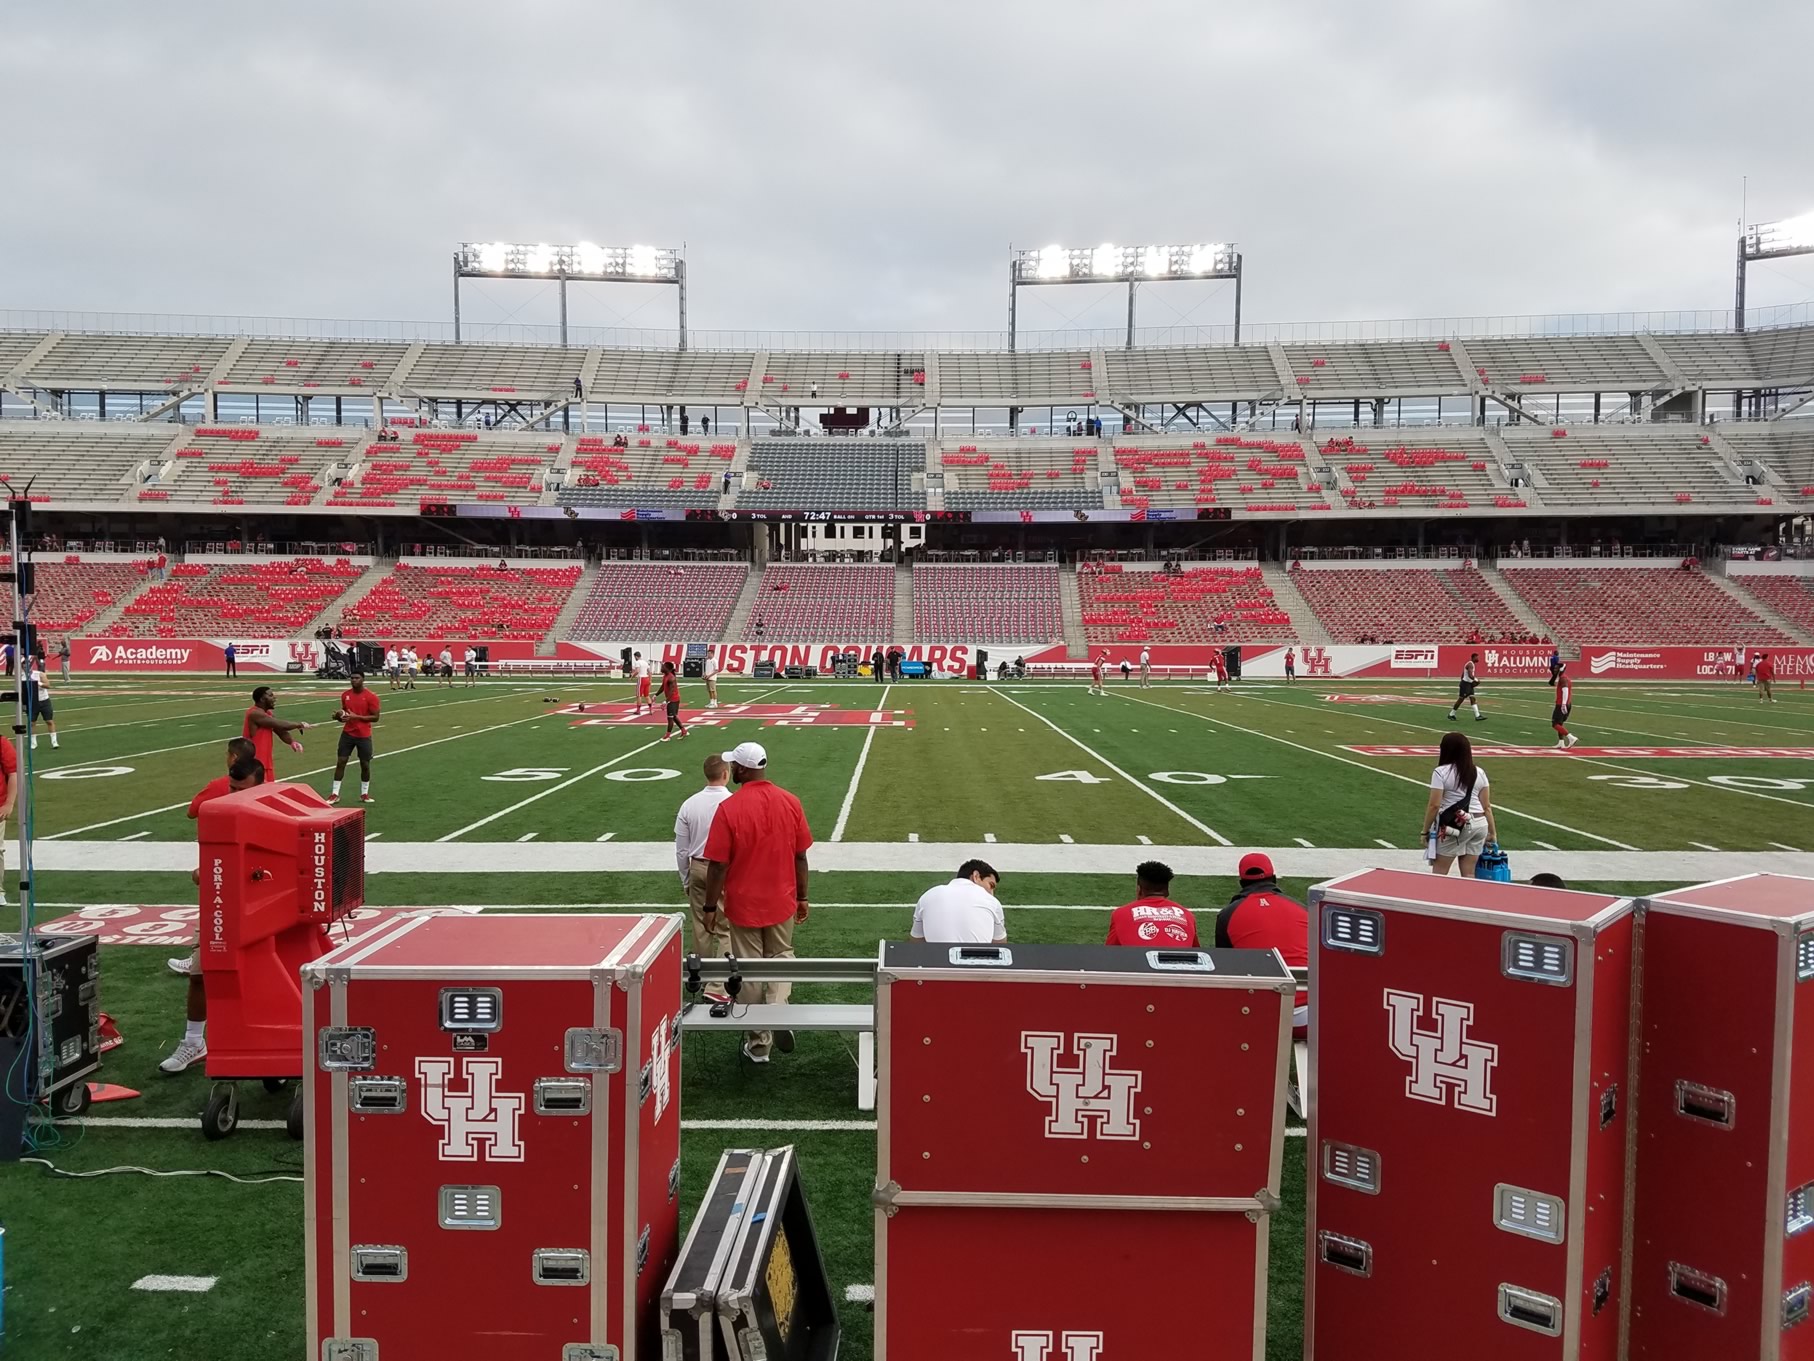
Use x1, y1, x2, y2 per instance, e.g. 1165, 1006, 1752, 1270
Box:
941, 441, 1098, 509
23, 559, 152, 634
341, 563, 582, 642
1319, 430, 1501, 510
1743, 329, 1814, 388
164, 427, 334, 506
567, 562, 748, 640
1280, 340, 1463, 395
561, 435, 732, 507
742, 565, 892, 639
22, 334, 232, 389
1724, 427, 1814, 500
405, 344, 585, 398
913, 564, 1062, 643
1292, 567, 1524, 643
1733, 574, 1814, 637
1501, 428, 1752, 508
1113, 436, 1319, 512
118, 559, 365, 637
1650, 334, 1763, 387
329, 431, 549, 508
1467, 336, 1665, 390
757, 354, 924, 404
938, 351, 1095, 405
0, 427, 164, 502
1080, 565, 1294, 644
1107, 346, 1281, 402
740, 439, 915, 510
222, 339, 407, 390
587, 350, 755, 400
1497, 567, 1793, 646
0, 333, 46, 375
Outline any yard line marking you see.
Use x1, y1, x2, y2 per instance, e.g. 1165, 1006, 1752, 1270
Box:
1059, 834, 1074, 844
119, 831, 151, 841
1107, 691, 1637, 850
907, 833, 919, 842
1373, 839, 1396, 849
1532, 840, 1559, 851
437, 739, 666, 842
984, 833, 998, 843
133, 1275, 217, 1293
596, 832, 616, 843
1690, 841, 1721, 851
1772, 842, 1803, 852
830, 684, 891, 843
1294, 838, 1316, 848
517, 832, 538, 842
1136, 835, 1153, 845
45, 703, 572, 839
991, 690, 1232, 847
846, 1285, 876, 1303
365, 832, 382, 840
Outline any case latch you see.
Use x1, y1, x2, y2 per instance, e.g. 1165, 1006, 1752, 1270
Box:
564, 1027, 622, 1074
317, 1027, 376, 1072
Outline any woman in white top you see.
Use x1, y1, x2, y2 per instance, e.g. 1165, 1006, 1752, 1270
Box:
1420, 730, 1497, 877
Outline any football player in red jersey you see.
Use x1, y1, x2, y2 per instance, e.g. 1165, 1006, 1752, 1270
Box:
1105, 861, 1199, 947
328, 671, 382, 803
1552, 665, 1578, 750
243, 685, 309, 779
1090, 651, 1109, 697
658, 661, 688, 742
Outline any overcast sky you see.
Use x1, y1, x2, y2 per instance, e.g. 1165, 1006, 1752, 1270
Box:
3, 0, 1811, 343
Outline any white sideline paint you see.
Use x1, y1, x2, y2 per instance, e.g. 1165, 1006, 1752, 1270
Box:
989, 689, 1232, 846
132, 1275, 218, 1293
846, 1284, 876, 1303
35, 841, 1814, 880
831, 684, 891, 843
71, 1115, 876, 1134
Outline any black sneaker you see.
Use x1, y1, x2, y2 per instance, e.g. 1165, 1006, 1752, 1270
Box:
773, 1029, 796, 1055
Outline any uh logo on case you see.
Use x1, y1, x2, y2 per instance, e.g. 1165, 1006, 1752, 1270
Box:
1383, 988, 1499, 1116
417, 1057, 526, 1161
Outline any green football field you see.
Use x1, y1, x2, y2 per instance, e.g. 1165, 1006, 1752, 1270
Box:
2, 672, 1811, 1360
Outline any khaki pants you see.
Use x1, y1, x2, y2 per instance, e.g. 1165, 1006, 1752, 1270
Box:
727, 916, 796, 1055
685, 859, 731, 959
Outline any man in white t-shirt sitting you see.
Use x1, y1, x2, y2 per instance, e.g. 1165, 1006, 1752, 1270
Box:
911, 859, 1006, 944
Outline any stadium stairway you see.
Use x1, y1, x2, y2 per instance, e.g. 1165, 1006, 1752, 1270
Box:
300, 560, 392, 637
540, 560, 601, 654
720, 567, 764, 640
893, 565, 913, 642
1478, 564, 1556, 644
1059, 568, 1086, 654
1260, 564, 1332, 645
1707, 569, 1814, 644
76, 573, 154, 636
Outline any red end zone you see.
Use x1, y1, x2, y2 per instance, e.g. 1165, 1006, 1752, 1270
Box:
560, 701, 912, 728
1346, 744, 1814, 758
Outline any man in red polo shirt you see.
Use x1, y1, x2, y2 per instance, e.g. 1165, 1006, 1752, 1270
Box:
1217, 852, 1309, 1034
1105, 861, 1198, 947
701, 741, 813, 1065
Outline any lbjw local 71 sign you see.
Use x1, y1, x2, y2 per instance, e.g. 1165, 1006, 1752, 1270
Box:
1580, 645, 1814, 679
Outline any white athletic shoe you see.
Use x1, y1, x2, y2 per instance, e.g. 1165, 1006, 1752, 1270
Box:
1564, 734, 1579, 749
325, 792, 341, 805
28, 735, 35, 750
360, 793, 375, 803
1555, 740, 1568, 750
159, 1038, 207, 1075
740, 1041, 770, 1065
167, 952, 199, 976
660, 734, 672, 742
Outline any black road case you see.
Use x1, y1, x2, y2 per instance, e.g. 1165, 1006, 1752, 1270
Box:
0, 932, 100, 1118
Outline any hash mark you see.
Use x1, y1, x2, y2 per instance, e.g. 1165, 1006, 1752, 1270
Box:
1059, 834, 1074, 843
1293, 837, 1315, 848
984, 833, 997, 843
1136, 835, 1153, 845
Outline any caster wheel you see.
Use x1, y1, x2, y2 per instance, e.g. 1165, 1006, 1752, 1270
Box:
202, 1082, 240, 1141
52, 1081, 92, 1118
262, 1077, 287, 1095
286, 1088, 304, 1141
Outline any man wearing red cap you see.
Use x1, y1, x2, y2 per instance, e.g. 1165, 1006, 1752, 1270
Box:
1217, 853, 1309, 1034
1105, 861, 1198, 947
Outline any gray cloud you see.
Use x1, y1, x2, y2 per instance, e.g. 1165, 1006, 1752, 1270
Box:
3, 0, 1810, 340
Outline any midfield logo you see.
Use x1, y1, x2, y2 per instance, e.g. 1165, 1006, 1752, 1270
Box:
418, 1057, 526, 1161
1384, 989, 1498, 1116
1011, 1332, 1105, 1360
1023, 1032, 1142, 1141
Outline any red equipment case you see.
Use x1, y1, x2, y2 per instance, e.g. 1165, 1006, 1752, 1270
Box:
303, 912, 684, 1361
1629, 873, 1814, 1360
873, 941, 1294, 1360
1304, 869, 1636, 1360
197, 781, 364, 1139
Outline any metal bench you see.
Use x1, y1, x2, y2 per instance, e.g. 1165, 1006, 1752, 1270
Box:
682, 1002, 876, 1111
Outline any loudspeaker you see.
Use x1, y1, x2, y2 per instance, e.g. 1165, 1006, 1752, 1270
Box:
1224, 646, 1242, 681
620, 646, 634, 677
975, 648, 989, 680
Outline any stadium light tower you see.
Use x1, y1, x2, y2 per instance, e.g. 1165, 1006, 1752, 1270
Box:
1008, 242, 1242, 350
1735, 214, 1814, 332
453, 241, 687, 349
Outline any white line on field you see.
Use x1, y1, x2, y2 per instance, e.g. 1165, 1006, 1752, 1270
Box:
1294, 838, 1316, 848
596, 832, 616, 843
517, 832, 538, 842
1136, 835, 1152, 845
1373, 839, 1396, 849
133, 1275, 217, 1293
1059, 834, 1074, 844
984, 832, 998, 843
1690, 841, 1721, 851
119, 831, 151, 841
72, 1114, 880, 1133
46, 702, 569, 839
437, 740, 666, 842
846, 1285, 876, 1303
831, 684, 891, 843
907, 832, 918, 842
1108, 691, 1638, 851
991, 689, 1232, 847
1532, 840, 1559, 851
1771, 842, 1803, 852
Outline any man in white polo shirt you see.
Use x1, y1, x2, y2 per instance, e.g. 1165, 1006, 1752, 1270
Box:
674, 752, 734, 960
911, 859, 1006, 944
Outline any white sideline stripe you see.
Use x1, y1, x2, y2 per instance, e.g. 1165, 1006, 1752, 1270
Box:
1109, 690, 1639, 850
40, 843, 1814, 880
74, 1115, 877, 1133
846, 1284, 876, 1303
132, 1275, 218, 1293
831, 684, 891, 843
990, 689, 1232, 846
436, 739, 665, 841
46, 703, 571, 839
